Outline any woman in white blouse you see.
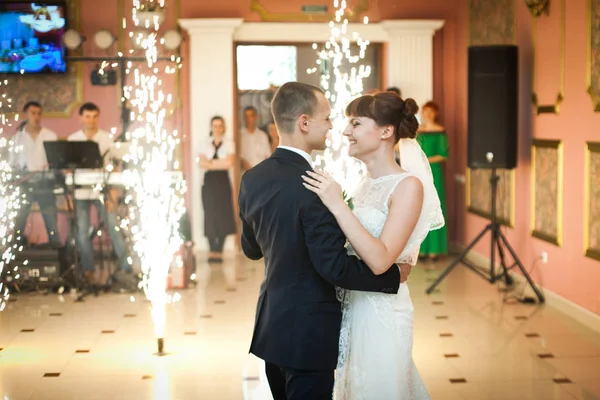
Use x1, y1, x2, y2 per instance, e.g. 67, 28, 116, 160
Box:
198, 116, 237, 262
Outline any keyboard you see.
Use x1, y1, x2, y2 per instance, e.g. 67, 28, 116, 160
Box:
10, 171, 65, 194
64, 171, 184, 186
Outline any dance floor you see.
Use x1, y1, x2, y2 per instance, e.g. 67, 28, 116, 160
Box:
0, 253, 599, 399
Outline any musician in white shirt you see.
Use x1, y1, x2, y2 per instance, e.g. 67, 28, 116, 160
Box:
67, 102, 133, 286
10, 101, 61, 249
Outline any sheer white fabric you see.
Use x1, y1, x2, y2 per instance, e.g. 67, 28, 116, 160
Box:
334, 173, 439, 400
398, 138, 445, 238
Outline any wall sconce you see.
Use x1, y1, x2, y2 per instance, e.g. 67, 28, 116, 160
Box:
64, 29, 115, 51
525, 0, 550, 17
161, 29, 182, 50
63, 29, 84, 50
93, 30, 115, 49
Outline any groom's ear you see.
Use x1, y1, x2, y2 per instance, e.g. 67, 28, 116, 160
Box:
298, 114, 310, 133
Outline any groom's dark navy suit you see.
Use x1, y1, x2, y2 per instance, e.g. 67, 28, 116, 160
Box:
238, 148, 401, 399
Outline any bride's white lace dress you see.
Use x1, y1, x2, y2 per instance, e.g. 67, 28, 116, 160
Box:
334, 173, 438, 400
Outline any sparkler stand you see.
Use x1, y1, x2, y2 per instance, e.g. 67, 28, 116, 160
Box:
156, 338, 166, 356
44, 141, 103, 301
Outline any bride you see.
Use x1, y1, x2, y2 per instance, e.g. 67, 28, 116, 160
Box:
302, 92, 444, 399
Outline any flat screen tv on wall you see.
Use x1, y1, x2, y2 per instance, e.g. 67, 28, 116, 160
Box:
0, 2, 68, 74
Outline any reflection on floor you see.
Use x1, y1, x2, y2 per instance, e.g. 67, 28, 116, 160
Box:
0, 253, 599, 399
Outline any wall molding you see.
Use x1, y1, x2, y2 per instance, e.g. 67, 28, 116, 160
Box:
530, 0, 566, 114
250, 0, 369, 22
587, 0, 600, 112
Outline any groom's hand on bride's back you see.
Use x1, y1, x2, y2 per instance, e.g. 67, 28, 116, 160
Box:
398, 263, 412, 283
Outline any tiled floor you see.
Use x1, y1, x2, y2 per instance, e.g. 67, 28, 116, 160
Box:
1, 253, 599, 399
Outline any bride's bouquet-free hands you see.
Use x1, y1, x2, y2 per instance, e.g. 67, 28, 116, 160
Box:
302, 170, 351, 213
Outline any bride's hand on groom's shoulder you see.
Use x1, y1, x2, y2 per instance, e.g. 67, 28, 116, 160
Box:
302, 170, 345, 212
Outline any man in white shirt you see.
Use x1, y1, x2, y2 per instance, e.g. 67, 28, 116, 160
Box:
10, 101, 61, 249
240, 106, 272, 171
67, 102, 133, 287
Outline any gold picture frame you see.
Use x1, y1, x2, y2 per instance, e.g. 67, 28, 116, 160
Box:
530, 139, 564, 246
250, 0, 369, 22
468, 0, 516, 45
587, 0, 600, 111
465, 168, 515, 227
531, 0, 565, 114
584, 142, 600, 260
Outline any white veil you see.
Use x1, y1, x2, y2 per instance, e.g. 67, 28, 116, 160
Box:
397, 138, 445, 248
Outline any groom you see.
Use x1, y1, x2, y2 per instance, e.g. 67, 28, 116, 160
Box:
238, 82, 411, 399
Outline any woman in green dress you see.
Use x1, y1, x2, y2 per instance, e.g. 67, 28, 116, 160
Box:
417, 101, 449, 261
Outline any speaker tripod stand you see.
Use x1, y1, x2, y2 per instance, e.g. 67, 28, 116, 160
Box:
425, 168, 545, 303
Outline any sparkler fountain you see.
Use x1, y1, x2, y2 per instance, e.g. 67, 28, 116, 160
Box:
0, 80, 22, 312
311, 0, 372, 197
122, 0, 186, 355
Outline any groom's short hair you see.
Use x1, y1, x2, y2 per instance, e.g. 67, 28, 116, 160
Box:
271, 82, 324, 134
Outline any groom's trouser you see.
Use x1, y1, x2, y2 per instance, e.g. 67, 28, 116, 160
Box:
265, 362, 333, 400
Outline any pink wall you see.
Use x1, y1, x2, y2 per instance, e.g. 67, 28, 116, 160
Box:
455, 0, 600, 315
183, 0, 600, 316
42, 0, 119, 137
29, 0, 462, 247
179, 0, 461, 234
41, 0, 182, 137
33, 0, 458, 211
24, 0, 184, 243
27, 0, 600, 315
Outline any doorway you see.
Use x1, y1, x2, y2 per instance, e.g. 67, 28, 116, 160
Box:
234, 42, 382, 178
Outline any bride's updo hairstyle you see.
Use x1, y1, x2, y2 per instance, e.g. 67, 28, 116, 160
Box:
345, 92, 420, 143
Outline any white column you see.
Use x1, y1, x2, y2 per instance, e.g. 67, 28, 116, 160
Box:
381, 20, 445, 109
179, 18, 243, 250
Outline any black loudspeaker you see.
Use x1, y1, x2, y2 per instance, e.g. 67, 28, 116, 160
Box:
467, 45, 518, 169
6, 246, 63, 291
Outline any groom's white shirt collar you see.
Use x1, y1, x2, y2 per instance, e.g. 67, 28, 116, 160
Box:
277, 146, 313, 166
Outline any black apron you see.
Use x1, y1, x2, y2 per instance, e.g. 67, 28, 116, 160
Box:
201, 140, 237, 238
